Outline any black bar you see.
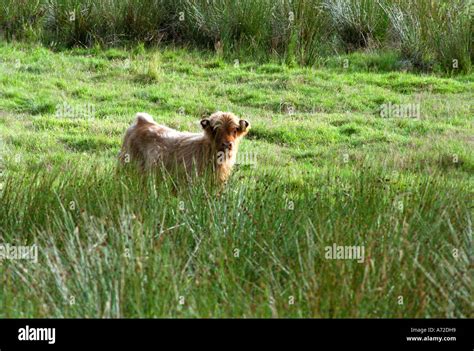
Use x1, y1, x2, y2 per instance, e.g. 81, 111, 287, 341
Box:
0, 319, 472, 350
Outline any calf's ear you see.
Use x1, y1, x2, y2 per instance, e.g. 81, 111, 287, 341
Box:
200, 118, 211, 130
239, 119, 250, 132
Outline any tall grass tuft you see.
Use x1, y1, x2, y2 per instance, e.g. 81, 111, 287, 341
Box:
0, 0, 45, 42
381, 0, 472, 73
323, 0, 389, 50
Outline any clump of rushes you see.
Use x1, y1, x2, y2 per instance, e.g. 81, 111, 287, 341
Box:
381, 0, 472, 73
323, 0, 389, 51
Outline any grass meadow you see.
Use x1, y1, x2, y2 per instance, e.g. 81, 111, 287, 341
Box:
0, 41, 472, 318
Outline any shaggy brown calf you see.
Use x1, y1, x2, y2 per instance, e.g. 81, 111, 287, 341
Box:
119, 111, 250, 183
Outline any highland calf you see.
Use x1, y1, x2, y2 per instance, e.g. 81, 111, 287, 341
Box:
119, 111, 250, 183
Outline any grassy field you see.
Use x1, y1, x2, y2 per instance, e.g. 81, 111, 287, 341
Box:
0, 42, 472, 317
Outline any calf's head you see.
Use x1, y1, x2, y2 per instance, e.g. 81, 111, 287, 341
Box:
200, 112, 250, 162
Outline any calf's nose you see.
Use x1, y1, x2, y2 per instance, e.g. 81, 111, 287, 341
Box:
222, 142, 233, 150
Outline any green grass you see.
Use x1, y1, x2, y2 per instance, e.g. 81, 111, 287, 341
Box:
0, 0, 472, 72
0, 43, 472, 317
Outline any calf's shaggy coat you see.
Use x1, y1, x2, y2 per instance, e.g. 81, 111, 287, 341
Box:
119, 112, 250, 182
